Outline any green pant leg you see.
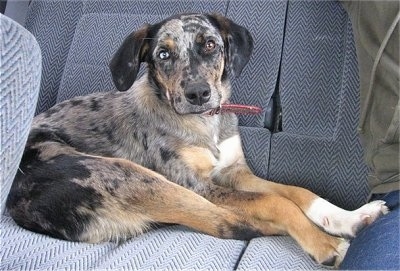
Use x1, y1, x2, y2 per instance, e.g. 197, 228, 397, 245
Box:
340, 1, 399, 195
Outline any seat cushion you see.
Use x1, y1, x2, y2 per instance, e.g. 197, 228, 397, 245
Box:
236, 236, 326, 270
0, 215, 247, 270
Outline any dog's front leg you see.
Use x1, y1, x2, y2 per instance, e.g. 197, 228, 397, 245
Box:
194, 183, 349, 267
215, 162, 388, 238
178, 141, 347, 266
213, 135, 389, 238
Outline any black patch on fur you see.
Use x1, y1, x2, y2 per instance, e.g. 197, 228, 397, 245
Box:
186, 178, 197, 189
145, 160, 157, 172
229, 223, 263, 240
142, 132, 148, 150
19, 147, 40, 168
158, 129, 167, 137
6, 154, 100, 241
159, 147, 177, 162
54, 128, 73, 145
104, 179, 120, 196
104, 127, 114, 141
188, 50, 200, 75
71, 99, 84, 106
90, 98, 102, 111
205, 14, 253, 77
142, 177, 156, 184
112, 161, 133, 178
27, 128, 67, 146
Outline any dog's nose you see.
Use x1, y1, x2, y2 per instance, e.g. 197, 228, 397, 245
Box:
184, 83, 211, 106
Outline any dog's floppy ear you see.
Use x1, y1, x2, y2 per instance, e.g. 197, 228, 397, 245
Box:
207, 13, 253, 77
109, 24, 151, 91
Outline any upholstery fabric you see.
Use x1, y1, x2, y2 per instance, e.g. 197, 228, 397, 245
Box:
0, 14, 41, 214
268, 1, 369, 210
24, 0, 84, 114
227, 0, 287, 181
239, 127, 271, 179
57, 14, 164, 102
228, 0, 287, 128
236, 236, 325, 270
82, 0, 228, 16
0, 215, 246, 270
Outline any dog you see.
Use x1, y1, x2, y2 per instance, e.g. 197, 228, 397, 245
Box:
6, 13, 388, 267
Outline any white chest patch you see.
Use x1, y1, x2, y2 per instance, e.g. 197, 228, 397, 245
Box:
216, 135, 246, 170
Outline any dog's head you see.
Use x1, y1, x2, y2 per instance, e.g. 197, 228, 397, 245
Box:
109, 13, 253, 115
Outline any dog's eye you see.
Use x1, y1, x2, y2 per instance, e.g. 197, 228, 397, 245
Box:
204, 40, 216, 53
158, 50, 170, 60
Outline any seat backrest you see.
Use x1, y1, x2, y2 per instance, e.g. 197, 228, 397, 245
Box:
0, 14, 41, 214
268, 1, 369, 209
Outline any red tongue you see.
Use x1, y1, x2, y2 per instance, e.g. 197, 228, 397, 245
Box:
209, 104, 263, 115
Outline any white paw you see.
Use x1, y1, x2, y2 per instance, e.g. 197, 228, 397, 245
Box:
327, 200, 388, 238
307, 199, 389, 238
352, 200, 389, 227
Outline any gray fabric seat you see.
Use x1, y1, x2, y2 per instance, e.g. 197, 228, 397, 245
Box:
1, 0, 370, 269
1, 216, 246, 270
268, 1, 369, 210
0, 14, 41, 214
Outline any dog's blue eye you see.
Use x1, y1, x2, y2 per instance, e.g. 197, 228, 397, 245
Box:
158, 50, 170, 60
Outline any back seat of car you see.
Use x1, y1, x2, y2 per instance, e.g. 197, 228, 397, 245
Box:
1, 0, 370, 269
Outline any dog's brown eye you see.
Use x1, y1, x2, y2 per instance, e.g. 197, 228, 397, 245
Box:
205, 40, 216, 53
158, 50, 170, 60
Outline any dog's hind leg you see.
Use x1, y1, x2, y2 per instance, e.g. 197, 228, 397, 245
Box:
7, 145, 265, 242
77, 157, 272, 242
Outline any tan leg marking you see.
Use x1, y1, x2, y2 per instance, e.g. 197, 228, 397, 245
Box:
218, 161, 388, 239
178, 146, 217, 179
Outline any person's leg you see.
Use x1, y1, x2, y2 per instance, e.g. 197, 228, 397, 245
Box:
340, 191, 399, 269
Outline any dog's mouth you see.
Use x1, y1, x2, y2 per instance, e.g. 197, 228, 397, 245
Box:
175, 107, 216, 115
169, 95, 220, 115
171, 101, 263, 116
166, 89, 262, 116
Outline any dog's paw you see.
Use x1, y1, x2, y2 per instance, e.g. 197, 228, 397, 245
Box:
307, 199, 389, 238
325, 200, 388, 238
309, 237, 349, 268
351, 200, 389, 229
